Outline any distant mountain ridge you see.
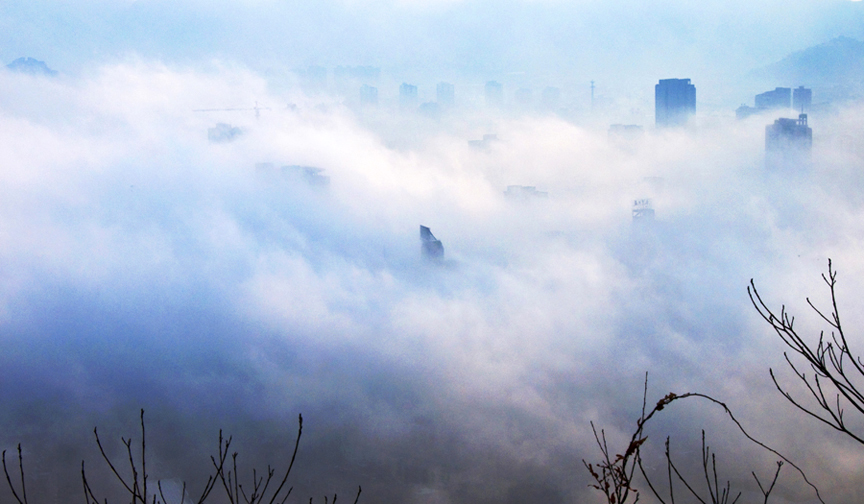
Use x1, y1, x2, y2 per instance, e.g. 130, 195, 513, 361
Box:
753, 36, 864, 85
6, 57, 57, 76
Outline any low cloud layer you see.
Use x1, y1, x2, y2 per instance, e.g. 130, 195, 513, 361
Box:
1, 59, 864, 504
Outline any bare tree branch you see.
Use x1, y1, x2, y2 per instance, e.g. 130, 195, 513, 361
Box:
3, 445, 28, 504
585, 374, 823, 504
750, 260, 864, 445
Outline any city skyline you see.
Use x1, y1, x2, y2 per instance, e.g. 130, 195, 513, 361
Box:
2, 2, 864, 504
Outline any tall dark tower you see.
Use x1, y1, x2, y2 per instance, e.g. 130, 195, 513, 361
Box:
655, 78, 696, 127
420, 226, 444, 260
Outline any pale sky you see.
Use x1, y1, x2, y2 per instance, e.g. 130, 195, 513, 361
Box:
3, 1, 863, 86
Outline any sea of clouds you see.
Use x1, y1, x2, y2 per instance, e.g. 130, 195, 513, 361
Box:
2, 60, 864, 503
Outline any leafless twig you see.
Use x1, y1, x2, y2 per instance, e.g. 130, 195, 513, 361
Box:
750, 259, 864, 445
2, 444, 28, 504
211, 414, 303, 504
753, 461, 783, 504
585, 374, 823, 504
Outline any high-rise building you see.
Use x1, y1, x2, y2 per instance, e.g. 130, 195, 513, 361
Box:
360, 84, 378, 105
334, 66, 380, 96
736, 104, 758, 120
655, 79, 696, 127
399, 83, 418, 109
437, 82, 455, 107
765, 114, 812, 170
485, 81, 503, 108
468, 134, 498, 149
755, 87, 791, 110
420, 226, 444, 260
793, 86, 812, 113
632, 199, 655, 222
737, 86, 810, 119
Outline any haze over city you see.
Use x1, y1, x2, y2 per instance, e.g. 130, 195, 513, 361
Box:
3, 1, 864, 503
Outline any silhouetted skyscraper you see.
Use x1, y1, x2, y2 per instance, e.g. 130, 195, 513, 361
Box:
755, 87, 791, 110
655, 78, 695, 127
793, 86, 812, 113
437, 82, 454, 107
766, 114, 812, 170
485, 81, 503, 108
420, 226, 444, 260
399, 83, 418, 109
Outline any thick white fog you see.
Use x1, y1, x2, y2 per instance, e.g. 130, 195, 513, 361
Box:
3, 1, 864, 504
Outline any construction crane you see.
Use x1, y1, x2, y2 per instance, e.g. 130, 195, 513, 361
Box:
193, 101, 272, 119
